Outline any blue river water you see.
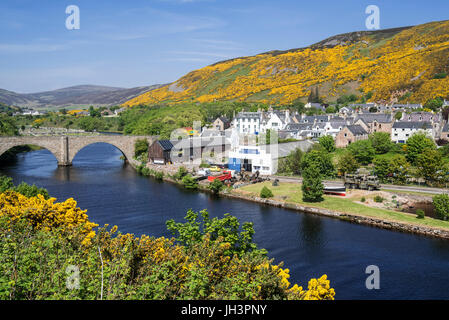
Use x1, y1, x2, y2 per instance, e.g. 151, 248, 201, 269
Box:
1, 143, 449, 300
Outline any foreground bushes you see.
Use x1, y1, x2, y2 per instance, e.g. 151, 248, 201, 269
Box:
0, 191, 335, 300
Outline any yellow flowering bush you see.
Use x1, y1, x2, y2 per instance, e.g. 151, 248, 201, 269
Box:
0, 191, 98, 245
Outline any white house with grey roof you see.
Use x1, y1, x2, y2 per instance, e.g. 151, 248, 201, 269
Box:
391, 121, 433, 144
233, 112, 262, 134
261, 110, 290, 132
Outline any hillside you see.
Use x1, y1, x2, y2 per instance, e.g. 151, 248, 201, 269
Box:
0, 84, 164, 108
124, 20, 449, 106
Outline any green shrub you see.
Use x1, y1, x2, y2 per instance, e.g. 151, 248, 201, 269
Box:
199, 162, 211, 168
374, 195, 384, 203
209, 179, 224, 194
361, 197, 366, 202
174, 166, 188, 180
0, 175, 49, 199
181, 174, 198, 190
154, 171, 164, 180
260, 186, 274, 198
433, 194, 449, 220
134, 138, 149, 159
416, 209, 425, 219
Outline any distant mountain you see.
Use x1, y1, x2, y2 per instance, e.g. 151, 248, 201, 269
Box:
124, 20, 449, 106
0, 84, 164, 108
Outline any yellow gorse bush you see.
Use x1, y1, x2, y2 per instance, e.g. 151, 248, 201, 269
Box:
0, 191, 98, 245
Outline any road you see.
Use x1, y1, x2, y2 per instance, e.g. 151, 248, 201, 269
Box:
271, 175, 448, 195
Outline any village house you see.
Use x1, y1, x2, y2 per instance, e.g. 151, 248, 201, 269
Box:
354, 113, 393, 134
335, 125, 369, 148
391, 103, 422, 111
261, 110, 290, 132
338, 106, 353, 117
149, 136, 230, 165
228, 129, 313, 175
391, 122, 433, 144
399, 111, 442, 139
212, 116, 231, 131
233, 112, 262, 134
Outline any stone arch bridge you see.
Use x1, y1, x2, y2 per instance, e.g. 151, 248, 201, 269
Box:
0, 135, 156, 166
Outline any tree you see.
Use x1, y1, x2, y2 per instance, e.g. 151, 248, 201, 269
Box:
394, 111, 403, 121
415, 148, 443, 185
319, 135, 336, 153
373, 158, 391, 182
0, 115, 18, 136
369, 132, 392, 154
134, 139, 149, 158
325, 106, 336, 114
347, 140, 375, 165
337, 151, 359, 176
134, 138, 149, 159
166, 209, 266, 257
88, 106, 101, 117
424, 97, 443, 112
302, 165, 324, 202
405, 133, 436, 164
278, 148, 303, 175
433, 194, 449, 220
389, 154, 410, 184
301, 149, 334, 177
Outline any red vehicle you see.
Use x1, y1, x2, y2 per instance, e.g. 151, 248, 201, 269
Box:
207, 170, 232, 182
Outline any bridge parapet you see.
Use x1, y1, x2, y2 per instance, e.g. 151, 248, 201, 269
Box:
0, 135, 156, 166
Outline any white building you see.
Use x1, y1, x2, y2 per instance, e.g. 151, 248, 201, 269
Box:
227, 128, 313, 175
233, 112, 262, 134
261, 110, 290, 132
391, 121, 433, 143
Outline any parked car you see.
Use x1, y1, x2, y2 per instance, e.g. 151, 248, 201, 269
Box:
209, 166, 221, 172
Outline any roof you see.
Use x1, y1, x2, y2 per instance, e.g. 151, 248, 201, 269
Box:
216, 116, 230, 123
285, 123, 312, 131
235, 112, 261, 119
355, 113, 392, 123
171, 136, 230, 149
157, 140, 174, 151
392, 121, 432, 130
346, 125, 368, 136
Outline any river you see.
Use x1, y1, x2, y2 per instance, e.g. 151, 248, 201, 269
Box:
1, 142, 449, 300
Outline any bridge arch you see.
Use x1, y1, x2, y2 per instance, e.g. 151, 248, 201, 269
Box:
69, 141, 131, 164
0, 136, 65, 165
67, 136, 154, 166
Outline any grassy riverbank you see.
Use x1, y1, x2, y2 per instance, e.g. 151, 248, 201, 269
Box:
234, 181, 449, 231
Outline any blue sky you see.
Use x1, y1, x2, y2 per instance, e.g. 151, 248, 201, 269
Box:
0, 0, 448, 93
